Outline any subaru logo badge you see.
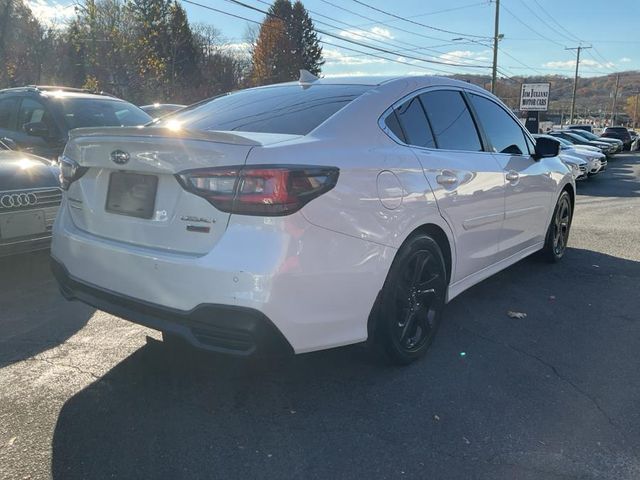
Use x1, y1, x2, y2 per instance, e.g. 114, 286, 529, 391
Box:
111, 150, 130, 165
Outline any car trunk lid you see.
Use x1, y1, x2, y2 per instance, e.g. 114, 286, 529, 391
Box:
63, 127, 299, 254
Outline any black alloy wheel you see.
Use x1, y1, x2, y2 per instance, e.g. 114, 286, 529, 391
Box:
542, 190, 573, 262
374, 234, 447, 365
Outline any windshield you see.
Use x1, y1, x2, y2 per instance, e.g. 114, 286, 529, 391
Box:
52, 98, 152, 130
156, 84, 371, 135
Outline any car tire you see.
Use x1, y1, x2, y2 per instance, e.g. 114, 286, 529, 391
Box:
372, 234, 448, 365
541, 191, 573, 263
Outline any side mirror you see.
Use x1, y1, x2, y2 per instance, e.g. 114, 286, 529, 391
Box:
533, 136, 560, 159
23, 121, 50, 138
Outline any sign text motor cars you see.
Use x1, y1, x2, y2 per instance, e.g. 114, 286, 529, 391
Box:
520, 83, 550, 111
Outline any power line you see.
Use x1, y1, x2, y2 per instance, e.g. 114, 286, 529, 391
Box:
500, 3, 566, 49
528, 0, 619, 78
221, 0, 490, 68
498, 46, 546, 76
347, 0, 492, 39
518, 0, 578, 44
318, 39, 465, 75
316, 0, 455, 43
252, 0, 492, 63
350, 1, 489, 29
180, 0, 483, 74
531, 0, 582, 43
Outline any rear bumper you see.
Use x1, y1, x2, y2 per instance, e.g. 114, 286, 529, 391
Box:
51, 257, 293, 356
52, 200, 391, 354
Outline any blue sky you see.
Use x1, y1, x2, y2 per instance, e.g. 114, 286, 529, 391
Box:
28, 0, 640, 78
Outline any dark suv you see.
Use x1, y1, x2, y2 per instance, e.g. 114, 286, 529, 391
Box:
0, 86, 151, 159
601, 126, 632, 150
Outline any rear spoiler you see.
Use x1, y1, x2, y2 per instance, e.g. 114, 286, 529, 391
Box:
67, 126, 262, 146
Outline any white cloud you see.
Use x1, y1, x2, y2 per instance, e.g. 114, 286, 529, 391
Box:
370, 27, 394, 40
543, 58, 615, 69
218, 42, 252, 56
620, 57, 632, 63
323, 71, 425, 78
438, 49, 491, 65
339, 26, 395, 42
543, 60, 576, 69
323, 48, 387, 66
26, 0, 75, 27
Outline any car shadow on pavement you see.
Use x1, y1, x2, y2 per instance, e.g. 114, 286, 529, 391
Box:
0, 250, 95, 368
49, 247, 640, 479
577, 153, 639, 198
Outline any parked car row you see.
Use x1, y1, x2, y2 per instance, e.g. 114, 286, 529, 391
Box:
549, 130, 620, 156
568, 124, 639, 151
535, 134, 608, 181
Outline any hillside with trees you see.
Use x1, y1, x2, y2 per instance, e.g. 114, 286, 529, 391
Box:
456, 72, 640, 124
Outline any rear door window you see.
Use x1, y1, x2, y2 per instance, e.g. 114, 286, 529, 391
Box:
394, 96, 435, 148
468, 93, 530, 155
0, 97, 18, 130
383, 111, 406, 143
18, 98, 56, 133
419, 90, 482, 152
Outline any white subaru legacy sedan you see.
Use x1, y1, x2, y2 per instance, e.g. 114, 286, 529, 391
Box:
51, 75, 574, 364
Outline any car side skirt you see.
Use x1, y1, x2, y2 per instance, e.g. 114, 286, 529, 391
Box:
447, 242, 544, 302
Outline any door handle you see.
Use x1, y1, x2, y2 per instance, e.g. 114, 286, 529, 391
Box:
506, 170, 520, 182
436, 171, 458, 187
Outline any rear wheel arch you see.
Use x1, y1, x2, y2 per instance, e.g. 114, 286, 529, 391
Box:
562, 183, 575, 210
408, 223, 453, 285
367, 222, 453, 344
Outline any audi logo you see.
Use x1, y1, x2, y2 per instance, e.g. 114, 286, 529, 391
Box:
0, 193, 38, 208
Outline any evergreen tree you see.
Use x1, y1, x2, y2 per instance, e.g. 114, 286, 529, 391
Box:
251, 0, 323, 85
251, 16, 293, 85
127, 0, 172, 97
291, 1, 323, 76
167, 2, 200, 89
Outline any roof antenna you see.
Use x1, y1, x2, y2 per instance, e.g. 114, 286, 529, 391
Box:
299, 69, 319, 85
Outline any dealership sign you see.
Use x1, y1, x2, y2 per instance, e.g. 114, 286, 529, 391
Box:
520, 83, 550, 111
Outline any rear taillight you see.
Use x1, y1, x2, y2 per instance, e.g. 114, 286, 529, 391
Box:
59, 155, 88, 190
176, 165, 339, 216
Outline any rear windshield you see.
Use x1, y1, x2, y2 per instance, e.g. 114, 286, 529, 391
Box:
157, 84, 370, 135
606, 127, 627, 132
52, 98, 152, 130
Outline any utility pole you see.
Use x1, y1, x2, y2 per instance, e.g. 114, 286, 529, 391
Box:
610, 73, 621, 126
566, 45, 591, 125
634, 92, 639, 128
491, 0, 500, 94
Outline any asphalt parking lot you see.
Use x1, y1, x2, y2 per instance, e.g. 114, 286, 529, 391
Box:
1, 153, 639, 480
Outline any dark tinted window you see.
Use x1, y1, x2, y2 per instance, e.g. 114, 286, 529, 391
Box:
51, 99, 151, 129
384, 111, 405, 142
468, 94, 529, 155
0, 97, 18, 130
159, 85, 370, 135
394, 96, 435, 148
420, 91, 482, 151
18, 98, 55, 131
